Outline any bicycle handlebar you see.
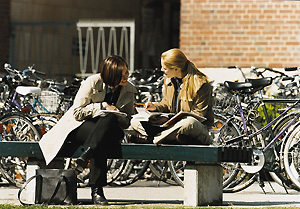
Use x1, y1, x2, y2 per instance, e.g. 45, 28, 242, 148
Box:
3, 63, 46, 84
251, 66, 288, 78
284, 67, 298, 72
23, 68, 46, 76
228, 66, 239, 69
282, 76, 294, 81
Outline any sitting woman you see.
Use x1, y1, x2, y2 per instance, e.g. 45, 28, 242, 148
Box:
131, 48, 214, 145
39, 55, 137, 205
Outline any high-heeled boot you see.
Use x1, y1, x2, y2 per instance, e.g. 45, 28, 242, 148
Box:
91, 186, 108, 205
76, 147, 93, 172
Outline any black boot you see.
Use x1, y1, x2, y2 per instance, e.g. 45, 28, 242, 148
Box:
76, 147, 93, 172
91, 187, 108, 205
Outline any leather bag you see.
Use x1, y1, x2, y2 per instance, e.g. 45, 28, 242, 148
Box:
18, 169, 77, 205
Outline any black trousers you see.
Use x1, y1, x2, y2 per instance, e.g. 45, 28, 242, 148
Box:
60, 113, 124, 187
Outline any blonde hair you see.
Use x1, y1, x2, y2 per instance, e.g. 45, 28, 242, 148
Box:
161, 48, 208, 100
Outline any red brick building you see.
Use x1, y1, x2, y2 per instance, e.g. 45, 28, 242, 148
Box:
180, 0, 300, 68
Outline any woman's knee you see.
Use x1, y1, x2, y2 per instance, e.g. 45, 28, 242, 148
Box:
103, 113, 117, 122
178, 117, 202, 134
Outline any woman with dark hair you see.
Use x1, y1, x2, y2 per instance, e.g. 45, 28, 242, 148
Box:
131, 48, 213, 145
39, 55, 137, 205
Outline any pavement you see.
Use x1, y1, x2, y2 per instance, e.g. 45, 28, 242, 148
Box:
2, 180, 300, 208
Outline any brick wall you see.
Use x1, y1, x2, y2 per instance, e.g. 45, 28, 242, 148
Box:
0, 0, 10, 68
180, 0, 300, 68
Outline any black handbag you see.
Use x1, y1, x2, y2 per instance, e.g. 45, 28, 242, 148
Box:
18, 169, 77, 205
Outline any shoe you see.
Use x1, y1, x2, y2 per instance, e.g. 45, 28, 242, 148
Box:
125, 132, 153, 144
76, 147, 93, 172
91, 187, 109, 205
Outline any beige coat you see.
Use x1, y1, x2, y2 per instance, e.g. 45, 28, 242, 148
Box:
39, 74, 137, 165
154, 75, 214, 126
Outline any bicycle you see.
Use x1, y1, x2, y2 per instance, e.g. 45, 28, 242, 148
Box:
213, 67, 300, 191
217, 78, 300, 192
170, 75, 300, 191
0, 64, 75, 187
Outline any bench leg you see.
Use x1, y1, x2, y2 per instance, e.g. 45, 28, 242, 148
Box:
25, 161, 40, 203
184, 163, 222, 206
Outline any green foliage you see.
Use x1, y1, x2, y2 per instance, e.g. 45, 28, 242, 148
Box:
257, 103, 286, 126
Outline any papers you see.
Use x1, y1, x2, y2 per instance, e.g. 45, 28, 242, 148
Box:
101, 110, 127, 116
93, 110, 127, 118
135, 107, 151, 117
132, 107, 150, 121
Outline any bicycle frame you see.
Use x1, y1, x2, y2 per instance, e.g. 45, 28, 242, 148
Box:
222, 93, 300, 154
11, 91, 50, 114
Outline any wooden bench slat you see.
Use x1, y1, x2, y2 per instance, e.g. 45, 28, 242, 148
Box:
121, 144, 220, 162
0, 141, 252, 163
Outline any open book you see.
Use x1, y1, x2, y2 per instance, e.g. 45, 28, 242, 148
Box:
135, 108, 206, 127
136, 109, 207, 144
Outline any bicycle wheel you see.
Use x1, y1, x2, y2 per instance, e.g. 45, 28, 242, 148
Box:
0, 113, 41, 142
106, 158, 128, 184
270, 112, 300, 190
31, 114, 58, 136
149, 160, 179, 186
224, 120, 265, 192
110, 160, 150, 186
211, 114, 242, 188
223, 170, 256, 193
0, 113, 41, 187
283, 122, 300, 190
168, 160, 185, 187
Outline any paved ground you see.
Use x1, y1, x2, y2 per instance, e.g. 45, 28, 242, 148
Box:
2, 180, 300, 207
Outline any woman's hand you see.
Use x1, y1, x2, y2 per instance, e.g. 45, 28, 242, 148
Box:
102, 102, 119, 111
145, 102, 156, 111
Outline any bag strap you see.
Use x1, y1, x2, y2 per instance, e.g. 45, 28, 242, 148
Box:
18, 174, 40, 206
46, 175, 70, 204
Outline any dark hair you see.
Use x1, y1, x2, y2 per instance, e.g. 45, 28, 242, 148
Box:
99, 55, 128, 87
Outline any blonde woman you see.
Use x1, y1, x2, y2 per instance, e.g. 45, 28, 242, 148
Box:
131, 48, 214, 145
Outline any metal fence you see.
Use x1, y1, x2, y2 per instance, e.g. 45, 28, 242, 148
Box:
77, 20, 135, 77
9, 20, 135, 81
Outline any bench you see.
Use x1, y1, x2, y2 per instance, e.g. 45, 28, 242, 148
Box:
0, 141, 252, 206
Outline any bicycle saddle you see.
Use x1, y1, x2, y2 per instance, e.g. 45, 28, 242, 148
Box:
16, 86, 41, 95
224, 81, 253, 93
247, 77, 272, 90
